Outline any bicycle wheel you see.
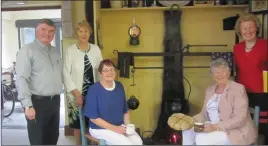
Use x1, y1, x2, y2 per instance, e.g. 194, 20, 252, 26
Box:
2, 84, 15, 118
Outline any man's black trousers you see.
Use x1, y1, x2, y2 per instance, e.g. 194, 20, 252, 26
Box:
26, 94, 60, 145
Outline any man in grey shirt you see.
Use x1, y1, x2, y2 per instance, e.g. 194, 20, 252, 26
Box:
16, 18, 63, 145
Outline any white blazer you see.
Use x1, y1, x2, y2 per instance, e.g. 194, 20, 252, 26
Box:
63, 43, 103, 99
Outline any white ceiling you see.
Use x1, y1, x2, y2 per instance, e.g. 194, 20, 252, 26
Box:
2, 9, 61, 20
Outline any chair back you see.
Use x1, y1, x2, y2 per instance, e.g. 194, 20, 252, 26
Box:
79, 108, 89, 146
78, 108, 107, 145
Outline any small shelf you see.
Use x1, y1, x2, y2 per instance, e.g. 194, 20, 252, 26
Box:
100, 4, 248, 11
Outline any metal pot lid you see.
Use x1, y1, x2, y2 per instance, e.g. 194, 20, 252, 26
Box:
158, 0, 190, 7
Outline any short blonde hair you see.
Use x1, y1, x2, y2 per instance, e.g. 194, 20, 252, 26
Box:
234, 13, 261, 37
74, 20, 92, 35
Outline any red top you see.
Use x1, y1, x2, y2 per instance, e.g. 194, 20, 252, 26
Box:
233, 38, 268, 93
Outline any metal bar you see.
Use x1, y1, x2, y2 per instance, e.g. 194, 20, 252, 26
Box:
184, 52, 212, 56
133, 66, 210, 69
131, 52, 173, 57
183, 66, 210, 68
134, 67, 165, 69
189, 44, 227, 47
113, 44, 226, 57
18, 28, 21, 49
129, 52, 213, 57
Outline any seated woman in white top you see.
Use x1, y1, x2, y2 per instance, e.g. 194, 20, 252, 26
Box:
84, 59, 143, 145
63, 20, 103, 145
182, 58, 257, 145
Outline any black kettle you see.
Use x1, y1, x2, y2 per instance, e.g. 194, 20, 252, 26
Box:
127, 95, 140, 110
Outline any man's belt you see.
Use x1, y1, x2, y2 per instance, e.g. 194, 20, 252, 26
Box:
32, 94, 60, 99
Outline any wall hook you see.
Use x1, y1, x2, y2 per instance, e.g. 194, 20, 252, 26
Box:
113, 49, 119, 55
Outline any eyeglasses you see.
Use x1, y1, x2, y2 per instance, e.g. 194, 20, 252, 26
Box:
102, 68, 115, 73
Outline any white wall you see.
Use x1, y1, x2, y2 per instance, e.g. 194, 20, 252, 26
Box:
7, 9, 61, 20
2, 19, 18, 69
1, 9, 61, 68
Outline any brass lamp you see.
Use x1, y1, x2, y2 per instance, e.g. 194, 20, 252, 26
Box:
128, 18, 141, 45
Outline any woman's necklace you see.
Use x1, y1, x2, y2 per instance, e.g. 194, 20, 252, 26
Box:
77, 43, 90, 53
245, 40, 256, 52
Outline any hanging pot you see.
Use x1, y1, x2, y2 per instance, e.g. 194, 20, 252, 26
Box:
127, 68, 140, 110
127, 95, 140, 110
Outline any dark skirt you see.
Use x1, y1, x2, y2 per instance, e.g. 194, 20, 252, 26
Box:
247, 92, 268, 144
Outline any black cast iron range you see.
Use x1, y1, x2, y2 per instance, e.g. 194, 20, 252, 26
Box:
151, 5, 189, 144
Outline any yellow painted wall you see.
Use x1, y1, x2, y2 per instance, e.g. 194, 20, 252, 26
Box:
71, 1, 85, 31
99, 8, 247, 133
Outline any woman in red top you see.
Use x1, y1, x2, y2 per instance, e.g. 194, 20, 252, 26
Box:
233, 13, 268, 144
234, 14, 267, 93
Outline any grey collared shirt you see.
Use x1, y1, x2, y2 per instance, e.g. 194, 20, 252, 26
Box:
16, 39, 63, 107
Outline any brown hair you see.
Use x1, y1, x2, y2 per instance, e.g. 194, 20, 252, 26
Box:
98, 59, 116, 73
36, 18, 56, 28
234, 13, 261, 37
74, 20, 92, 35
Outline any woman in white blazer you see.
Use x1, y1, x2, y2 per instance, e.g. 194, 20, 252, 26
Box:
63, 20, 103, 145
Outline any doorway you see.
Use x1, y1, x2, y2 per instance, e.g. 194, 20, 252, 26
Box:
1, 9, 65, 130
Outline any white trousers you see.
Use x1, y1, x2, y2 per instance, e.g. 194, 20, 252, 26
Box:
89, 128, 143, 145
182, 128, 232, 145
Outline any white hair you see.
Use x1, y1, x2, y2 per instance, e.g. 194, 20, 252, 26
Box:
210, 58, 230, 73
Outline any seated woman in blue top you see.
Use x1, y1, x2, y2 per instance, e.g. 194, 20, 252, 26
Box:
84, 59, 143, 145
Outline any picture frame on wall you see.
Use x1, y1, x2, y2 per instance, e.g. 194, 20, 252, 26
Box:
249, 0, 268, 14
